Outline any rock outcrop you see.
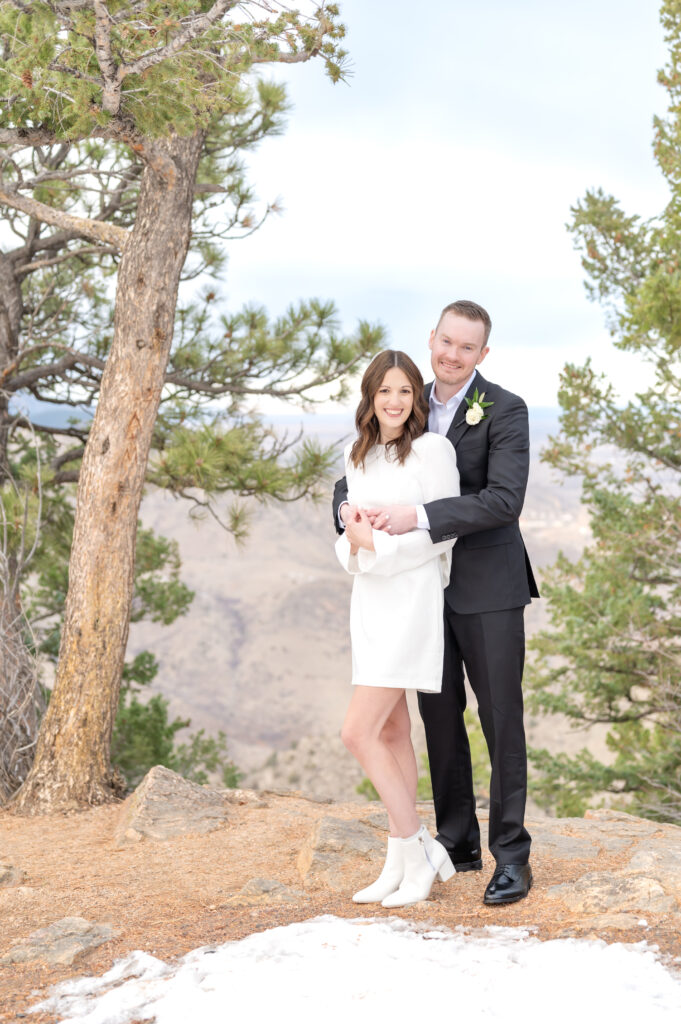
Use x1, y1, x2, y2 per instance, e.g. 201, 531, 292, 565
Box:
0, 918, 118, 967
115, 765, 232, 845
297, 816, 384, 891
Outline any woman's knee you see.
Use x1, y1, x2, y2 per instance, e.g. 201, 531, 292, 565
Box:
381, 712, 410, 749
341, 719, 365, 756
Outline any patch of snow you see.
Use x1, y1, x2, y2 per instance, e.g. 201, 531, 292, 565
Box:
31, 916, 681, 1024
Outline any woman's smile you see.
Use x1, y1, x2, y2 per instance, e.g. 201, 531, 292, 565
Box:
373, 366, 414, 441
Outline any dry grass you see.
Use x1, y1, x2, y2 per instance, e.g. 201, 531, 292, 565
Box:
1, 795, 679, 1023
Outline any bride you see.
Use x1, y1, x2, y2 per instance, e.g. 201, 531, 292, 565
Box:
335, 349, 460, 908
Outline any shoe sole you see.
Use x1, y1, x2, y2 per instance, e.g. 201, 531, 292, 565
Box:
453, 859, 483, 873
483, 876, 533, 906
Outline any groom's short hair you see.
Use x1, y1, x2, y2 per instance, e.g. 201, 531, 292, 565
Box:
437, 300, 492, 344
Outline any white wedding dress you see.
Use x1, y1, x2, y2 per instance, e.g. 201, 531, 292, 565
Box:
335, 431, 459, 692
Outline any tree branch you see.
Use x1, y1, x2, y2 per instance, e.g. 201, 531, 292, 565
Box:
93, 0, 120, 115
9, 417, 90, 442
118, 1, 239, 92
17, 244, 118, 277
6, 351, 105, 393
0, 185, 128, 250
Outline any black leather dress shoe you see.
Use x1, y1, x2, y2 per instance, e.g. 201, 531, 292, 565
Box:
436, 844, 483, 873
483, 863, 532, 905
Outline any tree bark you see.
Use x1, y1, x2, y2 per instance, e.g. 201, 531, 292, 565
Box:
11, 132, 205, 813
0, 250, 23, 478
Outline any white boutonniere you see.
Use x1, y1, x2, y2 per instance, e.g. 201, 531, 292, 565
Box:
465, 388, 494, 425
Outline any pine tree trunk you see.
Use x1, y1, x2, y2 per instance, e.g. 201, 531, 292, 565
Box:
11, 133, 205, 814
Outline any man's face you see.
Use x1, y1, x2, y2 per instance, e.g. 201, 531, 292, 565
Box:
428, 312, 489, 394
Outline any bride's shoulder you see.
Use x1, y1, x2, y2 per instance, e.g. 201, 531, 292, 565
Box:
413, 432, 452, 454
412, 432, 457, 469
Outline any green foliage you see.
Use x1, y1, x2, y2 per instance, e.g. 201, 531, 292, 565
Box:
25, 501, 194, 662
526, 1, 681, 824
0, 2, 348, 140
356, 710, 489, 803
111, 652, 241, 791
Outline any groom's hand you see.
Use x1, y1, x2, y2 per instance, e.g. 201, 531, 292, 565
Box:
367, 505, 417, 535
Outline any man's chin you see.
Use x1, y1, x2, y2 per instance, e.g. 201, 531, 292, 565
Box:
436, 371, 466, 388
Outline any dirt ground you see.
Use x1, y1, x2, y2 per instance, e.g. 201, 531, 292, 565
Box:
2, 795, 680, 1023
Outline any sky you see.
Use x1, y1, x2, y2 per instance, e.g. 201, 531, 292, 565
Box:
220, 0, 670, 412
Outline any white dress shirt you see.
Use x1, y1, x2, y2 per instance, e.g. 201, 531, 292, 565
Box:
415, 370, 477, 528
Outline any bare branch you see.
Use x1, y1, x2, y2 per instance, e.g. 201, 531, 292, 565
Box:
16, 244, 118, 277
0, 184, 128, 250
7, 351, 105, 393
52, 444, 86, 470
10, 417, 90, 441
93, 0, 120, 114
0, 128, 61, 147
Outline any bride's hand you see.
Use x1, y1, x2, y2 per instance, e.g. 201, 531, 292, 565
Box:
345, 509, 375, 552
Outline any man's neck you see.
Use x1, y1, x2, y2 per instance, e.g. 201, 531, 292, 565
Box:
432, 369, 477, 405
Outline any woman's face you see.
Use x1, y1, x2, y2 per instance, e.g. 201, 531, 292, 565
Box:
373, 366, 414, 441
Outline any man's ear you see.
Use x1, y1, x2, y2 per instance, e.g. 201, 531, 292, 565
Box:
428, 329, 436, 350
477, 345, 490, 366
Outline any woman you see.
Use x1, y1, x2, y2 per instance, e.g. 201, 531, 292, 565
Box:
335, 349, 460, 908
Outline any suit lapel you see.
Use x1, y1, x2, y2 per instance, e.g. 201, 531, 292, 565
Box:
446, 372, 488, 446
423, 382, 432, 432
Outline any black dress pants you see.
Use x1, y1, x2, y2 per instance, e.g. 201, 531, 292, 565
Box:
418, 604, 532, 865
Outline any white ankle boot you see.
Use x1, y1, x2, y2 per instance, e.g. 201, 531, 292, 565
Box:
381, 827, 454, 908
353, 836, 404, 904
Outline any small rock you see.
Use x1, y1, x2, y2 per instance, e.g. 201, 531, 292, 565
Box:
222, 788, 269, 809
230, 877, 310, 906
115, 765, 230, 846
298, 817, 384, 891
0, 917, 118, 967
547, 871, 677, 915
0, 863, 26, 888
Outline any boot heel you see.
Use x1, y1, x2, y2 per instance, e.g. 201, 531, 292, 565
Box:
437, 858, 455, 882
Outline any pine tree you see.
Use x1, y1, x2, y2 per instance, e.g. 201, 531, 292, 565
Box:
526, 0, 681, 823
0, 2, 383, 811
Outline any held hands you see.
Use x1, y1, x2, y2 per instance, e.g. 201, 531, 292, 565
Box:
366, 504, 417, 535
344, 507, 375, 554
340, 501, 416, 545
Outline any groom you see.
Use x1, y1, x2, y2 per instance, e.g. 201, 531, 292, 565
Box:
333, 300, 539, 905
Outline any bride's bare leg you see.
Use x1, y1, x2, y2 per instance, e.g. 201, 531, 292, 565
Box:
341, 686, 420, 837
379, 693, 418, 835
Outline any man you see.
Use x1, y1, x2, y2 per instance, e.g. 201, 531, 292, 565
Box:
333, 300, 539, 905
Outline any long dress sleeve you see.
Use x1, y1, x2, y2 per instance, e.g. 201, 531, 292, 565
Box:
354, 436, 460, 580
335, 531, 361, 575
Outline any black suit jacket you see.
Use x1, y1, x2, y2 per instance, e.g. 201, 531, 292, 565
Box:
332, 372, 539, 615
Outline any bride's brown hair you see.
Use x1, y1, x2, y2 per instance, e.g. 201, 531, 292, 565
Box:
350, 350, 428, 468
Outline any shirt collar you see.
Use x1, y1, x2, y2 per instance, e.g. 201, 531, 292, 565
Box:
429, 369, 477, 409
